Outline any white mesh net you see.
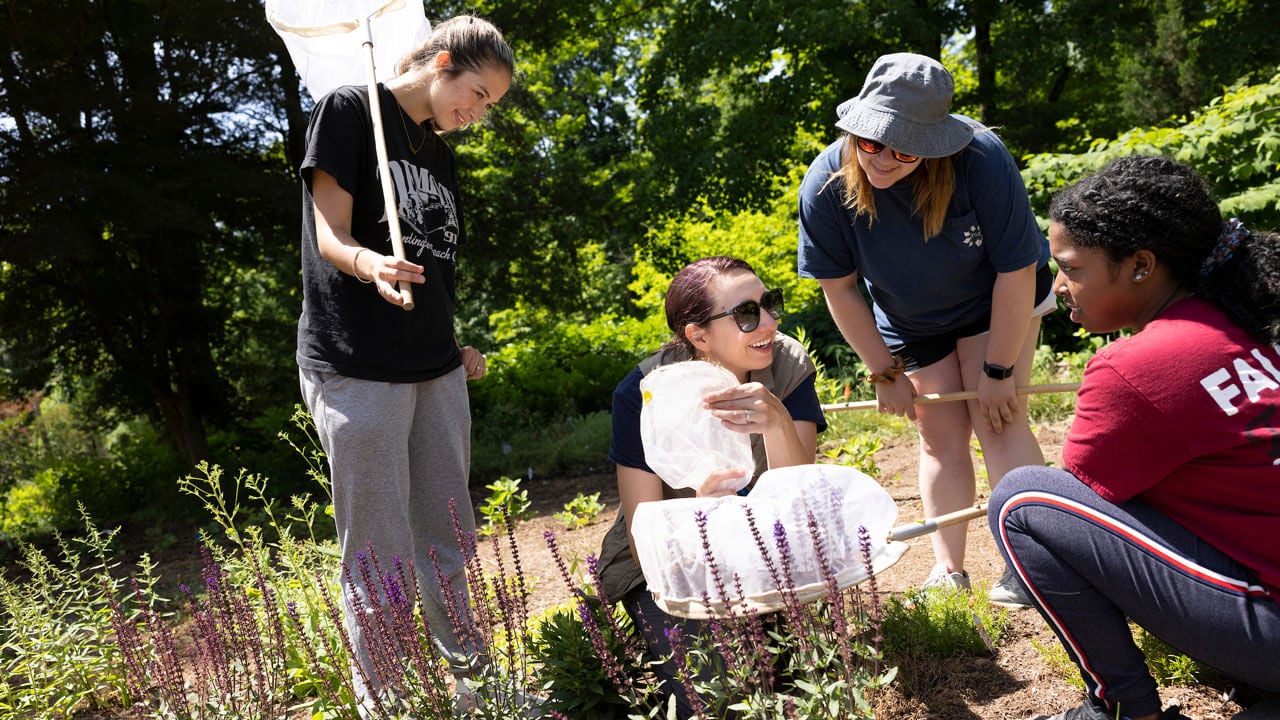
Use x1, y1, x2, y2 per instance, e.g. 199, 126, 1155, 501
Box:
639, 361, 755, 493
265, 0, 432, 101
631, 463, 907, 619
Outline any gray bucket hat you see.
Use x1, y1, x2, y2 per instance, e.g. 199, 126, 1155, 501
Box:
835, 53, 973, 159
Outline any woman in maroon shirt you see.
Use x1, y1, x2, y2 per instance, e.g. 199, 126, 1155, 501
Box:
989, 156, 1280, 720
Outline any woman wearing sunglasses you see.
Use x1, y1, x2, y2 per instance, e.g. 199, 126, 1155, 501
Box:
594, 256, 827, 718
797, 53, 1053, 606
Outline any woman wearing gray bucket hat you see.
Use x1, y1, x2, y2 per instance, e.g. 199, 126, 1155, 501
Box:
797, 52, 1053, 605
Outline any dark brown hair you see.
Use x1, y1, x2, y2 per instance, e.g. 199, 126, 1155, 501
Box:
661, 256, 756, 355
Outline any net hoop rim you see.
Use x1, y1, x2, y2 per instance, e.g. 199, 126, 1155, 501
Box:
266, 0, 406, 38
652, 541, 910, 620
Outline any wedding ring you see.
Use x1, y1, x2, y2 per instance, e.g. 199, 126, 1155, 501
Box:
744, 409, 752, 423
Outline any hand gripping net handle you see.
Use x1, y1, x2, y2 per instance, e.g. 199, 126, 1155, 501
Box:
266, 0, 430, 308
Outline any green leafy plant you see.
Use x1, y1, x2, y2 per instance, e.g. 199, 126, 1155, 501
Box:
1136, 625, 1212, 687
554, 492, 606, 531
0, 507, 135, 718
1031, 637, 1086, 690
527, 600, 641, 719
821, 434, 883, 477
879, 585, 1010, 661
478, 476, 533, 536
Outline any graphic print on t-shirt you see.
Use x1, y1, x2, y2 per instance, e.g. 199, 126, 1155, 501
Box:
387, 159, 459, 264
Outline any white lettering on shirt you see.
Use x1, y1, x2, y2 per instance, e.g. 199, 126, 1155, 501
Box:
1201, 346, 1280, 416
1253, 348, 1280, 384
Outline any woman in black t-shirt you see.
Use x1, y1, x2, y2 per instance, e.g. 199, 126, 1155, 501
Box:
295, 15, 513, 717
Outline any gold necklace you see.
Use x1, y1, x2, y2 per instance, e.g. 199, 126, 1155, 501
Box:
398, 104, 427, 155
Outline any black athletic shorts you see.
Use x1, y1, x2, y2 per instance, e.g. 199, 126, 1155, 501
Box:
888, 265, 1053, 372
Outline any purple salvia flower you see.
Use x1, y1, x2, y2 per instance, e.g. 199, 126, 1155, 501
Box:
664, 625, 707, 718
807, 510, 853, 674
771, 520, 809, 642
355, 546, 404, 692
389, 558, 452, 714
743, 505, 786, 595
543, 530, 578, 593
575, 598, 632, 695
502, 506, 531, 630
694, 509, 730, 605
730, 571, 772, 693
104, 579, 148, 706
583, 553, 644, 658
285, 594, 356, 712
314, 571, 372, 706
341, 558, 397, 703
858, 524, 884, 651
428, 544, 483, 660
245, 546, 288, 667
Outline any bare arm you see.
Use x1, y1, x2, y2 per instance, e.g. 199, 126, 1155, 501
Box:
617, 464, 666, 564
702, 383, 817, 469
311, 169, 425, 307
978, 263, 1037, 431
818, 273, 917, 419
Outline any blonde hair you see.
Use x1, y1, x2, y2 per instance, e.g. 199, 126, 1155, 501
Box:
829, 134, 956, 239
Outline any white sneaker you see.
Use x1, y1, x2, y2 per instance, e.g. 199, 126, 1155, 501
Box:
989, 565, 1035, 609
921, 563, 970, 592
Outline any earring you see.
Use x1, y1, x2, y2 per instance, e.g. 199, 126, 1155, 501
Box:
1134, 273, 1146, 280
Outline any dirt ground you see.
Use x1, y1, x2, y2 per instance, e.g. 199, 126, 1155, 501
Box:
496, 418, 1252, 720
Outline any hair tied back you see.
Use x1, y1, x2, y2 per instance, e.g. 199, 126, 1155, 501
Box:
1200, 218, 1249, 279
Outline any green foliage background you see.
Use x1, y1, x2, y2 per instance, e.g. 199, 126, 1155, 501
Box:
1, 0, 1278, 532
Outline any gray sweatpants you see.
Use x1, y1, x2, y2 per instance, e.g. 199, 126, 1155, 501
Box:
300, 366, 477, 703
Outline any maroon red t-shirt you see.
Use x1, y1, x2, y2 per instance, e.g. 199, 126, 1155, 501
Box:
1065, 296, 1280, 597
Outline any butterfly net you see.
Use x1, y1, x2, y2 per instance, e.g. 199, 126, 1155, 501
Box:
639, 361, 755, 493
265, 0, 432, 102
633, 360, 906, 619
631, 464, 907, 619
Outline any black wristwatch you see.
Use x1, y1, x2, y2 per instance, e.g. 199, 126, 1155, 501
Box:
983, 362, 1014, 380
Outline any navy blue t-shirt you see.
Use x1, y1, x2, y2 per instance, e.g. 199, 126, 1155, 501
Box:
609, 363, 827, 474
797, 123, 1049, 345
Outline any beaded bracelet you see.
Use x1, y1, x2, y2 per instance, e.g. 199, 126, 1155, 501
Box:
351, 248, 373, 284
866, 355, 906, 385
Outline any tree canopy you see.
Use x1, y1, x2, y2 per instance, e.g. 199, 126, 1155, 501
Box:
2, 0, 1278, 474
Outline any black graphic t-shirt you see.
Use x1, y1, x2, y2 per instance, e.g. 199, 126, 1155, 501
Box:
297, 84, 464, 382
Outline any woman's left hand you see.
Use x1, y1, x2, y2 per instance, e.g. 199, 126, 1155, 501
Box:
460, 346, 487, 380
977, 375, 1018, 433
703, 382, 783, 434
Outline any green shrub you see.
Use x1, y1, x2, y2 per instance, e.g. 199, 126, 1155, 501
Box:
0, 508, 136, 717
879, 585, 1009, 660
528, 601, 640, 719
0, 471, 58, 539
470, 305, 655, 420
472, 410, 612, 482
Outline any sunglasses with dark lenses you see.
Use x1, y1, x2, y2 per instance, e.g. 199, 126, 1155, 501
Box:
705, 288, 784, 333
855, 137, 920, 164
